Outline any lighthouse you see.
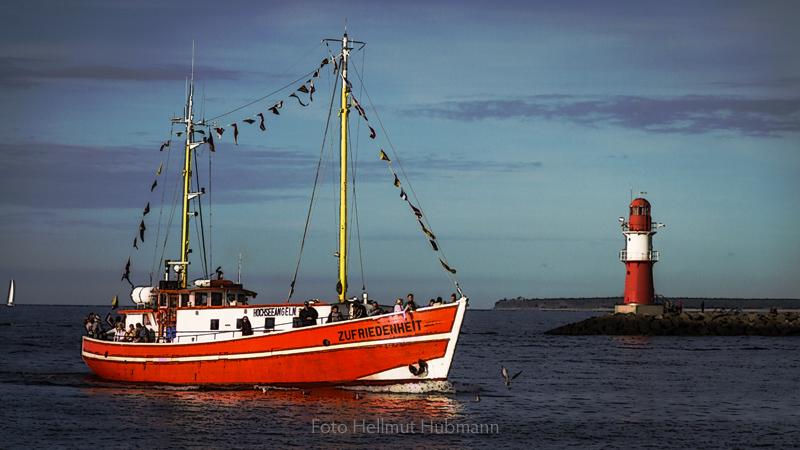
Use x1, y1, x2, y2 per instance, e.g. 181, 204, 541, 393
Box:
616, 195, 665, 315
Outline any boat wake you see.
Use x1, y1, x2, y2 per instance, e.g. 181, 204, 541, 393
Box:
341, 380, 457, 394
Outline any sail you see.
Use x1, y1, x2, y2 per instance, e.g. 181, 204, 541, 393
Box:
6, 279, 14, 307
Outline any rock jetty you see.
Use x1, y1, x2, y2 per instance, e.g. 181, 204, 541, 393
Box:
545, 312, 800, 336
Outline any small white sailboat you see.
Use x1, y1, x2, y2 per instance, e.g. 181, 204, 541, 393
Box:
6, 279, 14, 307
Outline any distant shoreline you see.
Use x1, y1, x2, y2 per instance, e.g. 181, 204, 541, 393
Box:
494, 297, 800, 311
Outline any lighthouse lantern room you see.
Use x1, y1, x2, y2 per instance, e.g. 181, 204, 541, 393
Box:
616, 195, 665, 315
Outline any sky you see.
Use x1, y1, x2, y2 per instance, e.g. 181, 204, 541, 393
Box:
1, 0, 798, 309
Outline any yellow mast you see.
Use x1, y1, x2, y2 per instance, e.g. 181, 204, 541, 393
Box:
338, 33, 351, 302
171, 53, 202, 289
179, 80, 194, 289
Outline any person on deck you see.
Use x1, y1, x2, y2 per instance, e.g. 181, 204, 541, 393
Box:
135, 323, 148, 343
241, 316, 253, 336
327, 305, 344, 323
405, 295, 418, 313
299, 301, 319, 327
352, 300, 367, 319
114, 323, 126, 342
368, 301, 383, 316
125, 324, 136, 342
394, 299, 404, 313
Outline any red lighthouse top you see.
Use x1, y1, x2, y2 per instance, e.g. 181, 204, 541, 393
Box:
627, 198, 652, 232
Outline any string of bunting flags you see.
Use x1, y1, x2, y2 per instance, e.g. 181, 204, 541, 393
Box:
121, 53, 455, 292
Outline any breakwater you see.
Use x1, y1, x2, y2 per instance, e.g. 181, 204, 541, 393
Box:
545, 312, 800, 336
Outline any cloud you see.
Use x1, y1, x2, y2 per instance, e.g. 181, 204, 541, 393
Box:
414, 95, 800, 137
0, 57, 239, 89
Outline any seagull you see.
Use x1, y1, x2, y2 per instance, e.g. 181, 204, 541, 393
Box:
301, 389, 312, 396
501, 365, 522, 390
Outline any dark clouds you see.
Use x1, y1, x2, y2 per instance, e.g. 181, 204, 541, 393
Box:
415, 95, 800, 137
0, 57, 239, 89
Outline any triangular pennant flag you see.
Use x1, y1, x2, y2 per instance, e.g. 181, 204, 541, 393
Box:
139, 220, 146, 242
320, 58, 330, 67
341, 72, 352, 91
270, 101, 283, 115
106, 312, 115, 327
393, 174, 400, 187
419, 220, 436, 239
242, 118, 255, 124
257, 113, 265, 131
332, 56, 338, 72
309, 80, 315, 103
121, 258, 131, 282
156, 162, 162, 175
194, 129, 205, 135
429, 240, 438, 251
313, 69, 320, 78
228, 123, 238, 145
133, 237, 138, 249
151, 179, 157, 192
400, 188, 408, 201
289, 93, 308, 106
439, 258, 457, 274
175, 132, 183, 137
410, 203, 422, 219
353, 97, 367, 120
297, 85, 309, 94
369, 125, 376, 139
143, 202, 150, 216
215, 127, 225, 138
206, 134, 215, 152
380, 149, 391, 163
160, 141, 169, 152
112, 294, 119, 310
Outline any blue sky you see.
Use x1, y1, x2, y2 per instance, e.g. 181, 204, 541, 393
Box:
1, 0, 798, 308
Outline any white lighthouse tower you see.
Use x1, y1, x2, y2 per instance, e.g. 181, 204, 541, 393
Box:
615, 194, 665, 315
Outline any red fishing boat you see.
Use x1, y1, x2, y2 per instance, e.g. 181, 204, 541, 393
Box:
81, 32, 468, 387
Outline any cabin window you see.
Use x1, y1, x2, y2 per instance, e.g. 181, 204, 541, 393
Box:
227, 293, 236, 305
159, 294, 167, 307
264, 317, 275, 332
169, 295, 178, 308
236, 318, 243, 329
195, 293, 207, 307
238, 294, 247, 305
210, 319, 219, 330
181, 294, 190, 307
211, 292, 223, 306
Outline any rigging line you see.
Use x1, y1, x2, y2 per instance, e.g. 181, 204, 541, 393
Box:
151, 126, 174, 285
207, 42, 324, 122
193, 148, 209, 279
351, 45, 367, 293
207, 132, 214, 280
286, 69, 339, 302
349, 61, 458, 282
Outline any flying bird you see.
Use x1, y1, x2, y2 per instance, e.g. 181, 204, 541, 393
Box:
502, 365, 522, 390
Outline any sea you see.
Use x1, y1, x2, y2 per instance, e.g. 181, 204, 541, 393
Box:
1, 305, 798, 450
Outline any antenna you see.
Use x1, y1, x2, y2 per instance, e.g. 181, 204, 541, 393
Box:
238, 253, 242, 284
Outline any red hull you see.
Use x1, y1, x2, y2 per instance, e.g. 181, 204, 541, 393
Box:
82, 302, 466, 386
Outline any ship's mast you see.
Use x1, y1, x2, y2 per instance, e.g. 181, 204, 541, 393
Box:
171, 50, 202, 289
338, 32, 351, 302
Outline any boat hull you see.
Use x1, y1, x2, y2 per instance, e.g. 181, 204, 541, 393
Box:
82, 301, 466, 386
